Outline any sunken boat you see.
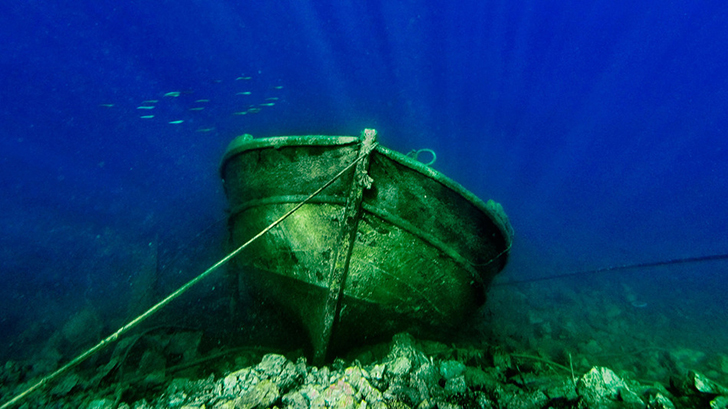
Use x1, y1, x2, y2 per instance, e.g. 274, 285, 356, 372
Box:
220, 129, 513, 362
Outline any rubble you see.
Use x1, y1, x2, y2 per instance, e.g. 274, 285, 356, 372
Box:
4, 331, 728, 409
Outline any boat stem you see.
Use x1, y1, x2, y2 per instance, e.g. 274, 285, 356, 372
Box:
314, 129, 378, 364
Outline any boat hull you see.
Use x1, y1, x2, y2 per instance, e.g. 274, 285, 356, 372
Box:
220, 133, 512, 357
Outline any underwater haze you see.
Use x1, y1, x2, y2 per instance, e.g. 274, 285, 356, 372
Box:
2, 0, 728, 393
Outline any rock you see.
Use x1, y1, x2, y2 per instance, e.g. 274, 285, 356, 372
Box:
235, 379, 279, 409
577, 367, 644, 409
212, 400, 236, 409
544, 377, 578, 402
275, 360, 303, 392
370, 363, 386, 380
464, 367, 501, 393
256, 354, 287, 377
81, 332, 727, 409
496, 389, 549, 409
50, 372, 81, 397
299, 384, 324, 405
411, 362, 439, 402
439, 360, 466, 380
389, 333, 417, 355
322, 378, 357, 409
416, 398, 436, 409
85, 398, 115, 409
647, 393, 675, 409
410, 373, 433, 403
224, 368, 255, 395
690, 371, 728, 395
473, 391, 494, 409
388, 356, 412, 377
673, 371, 728, 396
444, 375, 468, 394
308, 365, 331, 385
350, 370, 386, 409
492, 348, 513, 370
131, 400, 152, 409
710, 395, 728, 409
282, 390, 308, 409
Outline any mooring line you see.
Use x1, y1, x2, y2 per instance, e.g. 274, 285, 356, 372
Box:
494, 253, 728, 286
0, 141, 376, 409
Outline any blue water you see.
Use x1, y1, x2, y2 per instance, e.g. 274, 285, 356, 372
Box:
1, 0, 727, 382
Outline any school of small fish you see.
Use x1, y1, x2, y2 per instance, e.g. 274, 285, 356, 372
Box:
98, 73, 284, 133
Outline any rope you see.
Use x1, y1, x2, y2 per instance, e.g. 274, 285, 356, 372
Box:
495, 253, 728, 286
0, 143, 373, 409
406, 148, 437, 166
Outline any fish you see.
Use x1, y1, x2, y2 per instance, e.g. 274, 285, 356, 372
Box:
137, 106, 155, 110
143, 99, 159, 104
259, 103, 275, 107
98, 103, 115, 108
163, 91, 181, 97
265, 97, 279, 101
189, 107, 205, 111
196, 127, 215, 132
236, 92, 252, 95
235, 76, 252, 80
169, 120, 184, 124
232, 111, 247, 115
140, 115, 154, 119
273, 85, 284, 89
195, 99, 210, 103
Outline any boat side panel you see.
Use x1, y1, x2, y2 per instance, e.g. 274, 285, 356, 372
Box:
365, 151, 509, 281
222, 143, 359, 210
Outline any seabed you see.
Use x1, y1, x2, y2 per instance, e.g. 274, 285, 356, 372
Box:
1, 267, 726, 409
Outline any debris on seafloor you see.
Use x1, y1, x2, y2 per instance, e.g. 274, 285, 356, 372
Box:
10, 332, 727, 409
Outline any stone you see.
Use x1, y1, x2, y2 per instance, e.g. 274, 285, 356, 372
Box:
492, 349, 512, 370
352, 373, 386, 409
464, 367, 500, 393
710, 395, 728, 409
689, 371, 728, 395
85, 399, 115, 409
439, 360, 466, 380
577, 367, 644, 409
212, 400, 236, 409
50, 372, 81, 397
388, 357, 412, 377
323, 378, 357, 406
497, 389, 549, 409
282, 391, 308, 409
370, 364, 386, 380
299, 384, 323, 402
647, 393, 675, 409
256, 354, 288, 377
444, 375, 468, 394
275, 361, 303, 392
235, 379, 279, 409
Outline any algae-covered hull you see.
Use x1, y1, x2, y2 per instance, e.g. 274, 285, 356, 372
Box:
220, 130, 512, 360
